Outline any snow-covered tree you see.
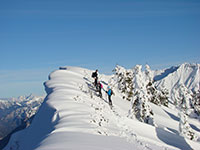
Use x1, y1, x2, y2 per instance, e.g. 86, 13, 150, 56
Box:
159, 87, 169, 107
178, 110, 198, 141
145, 65, 169, 107
172, 84, 198, 140
113, 65, 134, 101
133, 65, 145, 89
144, 64, 153, 83
129, 65, 155, 126
131, 89, 155, 125
146, 84, 169, 107
172, 84, 192, 114
191, 90, 200, 115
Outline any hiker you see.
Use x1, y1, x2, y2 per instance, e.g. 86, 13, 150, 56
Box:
106, 86, 114, 106
91, 69, 98, 88
97, 81, 103, 98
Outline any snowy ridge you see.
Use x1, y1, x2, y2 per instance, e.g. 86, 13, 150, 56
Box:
4, 66, 200, 150
153, 66, 179, 81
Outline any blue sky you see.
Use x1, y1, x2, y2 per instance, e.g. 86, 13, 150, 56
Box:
0, 0, 200, 98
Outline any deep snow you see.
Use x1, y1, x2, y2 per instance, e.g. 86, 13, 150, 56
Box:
4, 66, 200, 150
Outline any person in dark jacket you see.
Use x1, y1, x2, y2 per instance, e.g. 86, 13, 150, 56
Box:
92, 69, 98, 88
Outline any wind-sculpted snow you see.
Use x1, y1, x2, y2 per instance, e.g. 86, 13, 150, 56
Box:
4, 66, 200, 150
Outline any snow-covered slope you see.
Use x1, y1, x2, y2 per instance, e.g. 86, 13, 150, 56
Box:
4, 66, 200, 150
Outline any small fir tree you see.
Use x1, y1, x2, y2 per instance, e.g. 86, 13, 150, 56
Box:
131, 89, 155, 126
144, 64, 153, 84
179, 110, 198, 141
173, 84, 198, 140
145, 65, 169, 107
191, 90, 200, 115
113, 65, 134, 101
173, 84, 192, 114
159, 87, 169, 107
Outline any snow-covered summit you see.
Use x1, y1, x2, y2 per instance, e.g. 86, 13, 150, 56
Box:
4, 65, 200, 150
155, 63, 200, 92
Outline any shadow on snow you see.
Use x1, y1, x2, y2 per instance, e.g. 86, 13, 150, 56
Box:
153, 66, 179, 81
190, 123, 200, 132
164, 110, 179, 122
156, 127, 192, 150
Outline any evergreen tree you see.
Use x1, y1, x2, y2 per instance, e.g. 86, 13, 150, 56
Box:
172, 84, 198, 140
191, 90, 200, 115
144, 64, 153, 83
145, 65, 169, 107
159, 87, 169, 107
113, 65, 134, 101
179, 110, 197, 141
131, 89, 155, 126
129, 65, 155, 126
173, 84, 191, 114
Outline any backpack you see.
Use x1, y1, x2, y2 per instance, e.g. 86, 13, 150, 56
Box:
108, 89, 112, 96
92, 72, 95, 78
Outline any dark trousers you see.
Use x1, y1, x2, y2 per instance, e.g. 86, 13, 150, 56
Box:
95, 78, 98, 87
99, 89, 102, 98
108, 95, 112, 105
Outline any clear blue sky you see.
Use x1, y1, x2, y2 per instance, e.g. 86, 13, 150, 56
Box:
0, 0, 200, 98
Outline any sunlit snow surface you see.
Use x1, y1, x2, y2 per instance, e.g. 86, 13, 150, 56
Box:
4, 66, 200, 150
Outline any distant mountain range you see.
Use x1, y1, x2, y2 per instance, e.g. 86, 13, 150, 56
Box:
0, 94, 44, 140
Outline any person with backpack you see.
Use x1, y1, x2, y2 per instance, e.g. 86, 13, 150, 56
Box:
106, 86, 114, 106
92, 69, 98, 88
97, 81, 103, 98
